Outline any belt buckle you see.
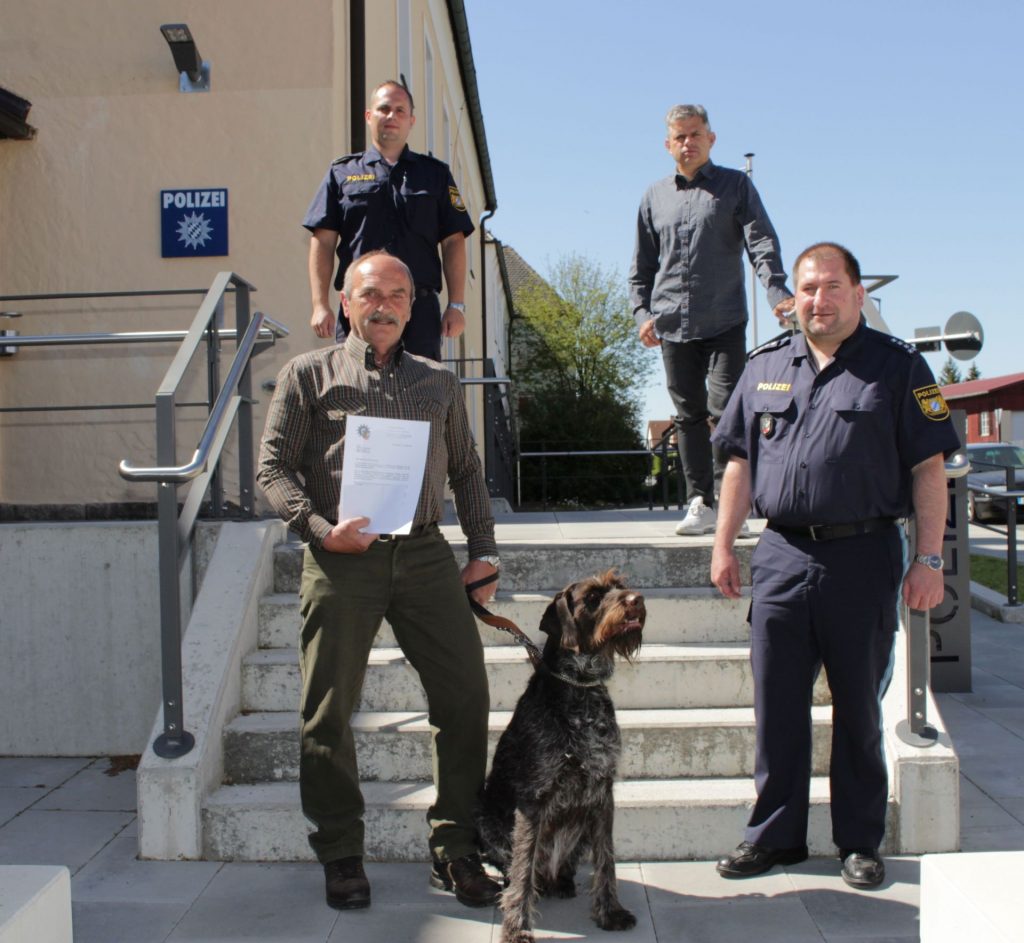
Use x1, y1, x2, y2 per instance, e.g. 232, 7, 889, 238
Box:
377, 533, 396, 542
808, 524, 825, 541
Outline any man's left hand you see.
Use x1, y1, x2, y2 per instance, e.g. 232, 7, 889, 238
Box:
441, 305, 466, 339
903, 563, 945, 612
461, 558, 498, 606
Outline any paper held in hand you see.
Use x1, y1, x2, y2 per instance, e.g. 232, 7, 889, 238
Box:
339, 415, 430, 535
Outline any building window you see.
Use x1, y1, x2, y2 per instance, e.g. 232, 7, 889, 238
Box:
980, 411, 991, 437
424, 35, 435, 155
397, 0, 411, 89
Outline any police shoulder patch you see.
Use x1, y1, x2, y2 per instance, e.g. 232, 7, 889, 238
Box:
913, 384, 951, 421
449, 185, 467, 212
748, 330, 794, 360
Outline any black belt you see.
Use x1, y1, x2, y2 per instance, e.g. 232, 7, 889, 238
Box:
376, 522, 437, 542
766, 517, 896, 542
415, 287, 438, 299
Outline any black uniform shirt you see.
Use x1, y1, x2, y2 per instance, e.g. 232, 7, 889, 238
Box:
713, 323, 961, 526
303, 145, 474, 292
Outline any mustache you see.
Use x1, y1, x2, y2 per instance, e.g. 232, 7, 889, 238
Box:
367, 312, 400, 325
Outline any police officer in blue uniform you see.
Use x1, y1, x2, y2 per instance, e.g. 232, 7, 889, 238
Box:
711, 242, 960, 889
304, 81, 474, 361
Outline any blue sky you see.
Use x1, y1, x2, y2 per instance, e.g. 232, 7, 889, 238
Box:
463, 0, 1024, 422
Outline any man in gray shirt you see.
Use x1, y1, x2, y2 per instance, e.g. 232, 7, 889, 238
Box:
629, 104, 793, 535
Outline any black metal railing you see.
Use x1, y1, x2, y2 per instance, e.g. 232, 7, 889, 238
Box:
967, 458, 1022, 607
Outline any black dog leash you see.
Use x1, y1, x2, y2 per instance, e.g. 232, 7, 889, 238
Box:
465, 571, 542, 668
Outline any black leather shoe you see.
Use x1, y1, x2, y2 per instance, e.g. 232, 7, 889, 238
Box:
840, 849, 885, 889
430, 853, 502, 907
324, 856, 371, 910
716, 841, 809, 878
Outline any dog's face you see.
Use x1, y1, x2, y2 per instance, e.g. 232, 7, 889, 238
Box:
539, 570, 645, 660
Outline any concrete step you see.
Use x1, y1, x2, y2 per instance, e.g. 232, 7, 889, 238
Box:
202, 777, 892, 862
272, 539, 755, 594
223, 707, 833, 784
242, 644, 834, 714
257, 588, 752, 649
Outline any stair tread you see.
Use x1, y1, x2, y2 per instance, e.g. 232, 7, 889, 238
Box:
206, 776, 834, 809
244, 642, 752, 667
228, 705, 833, 733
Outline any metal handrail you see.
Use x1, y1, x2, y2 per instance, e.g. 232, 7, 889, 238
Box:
120, 315, 284, 483
2, 325, 285, 348
112, 272, 287, 760
966, 457, 1021, 607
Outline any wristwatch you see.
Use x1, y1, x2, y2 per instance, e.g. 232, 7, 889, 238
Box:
447, 302, 466, 312
914, 553, 943, 571
474, 554, 501, 570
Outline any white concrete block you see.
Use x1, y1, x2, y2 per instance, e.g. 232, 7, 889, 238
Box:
0, 866, 72, 943
921, 852, 1024, 941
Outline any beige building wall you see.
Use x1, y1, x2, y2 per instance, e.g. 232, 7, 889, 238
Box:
0, 0, 493, 509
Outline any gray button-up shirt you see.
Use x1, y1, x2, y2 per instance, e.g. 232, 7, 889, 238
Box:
629, 161, 791, 342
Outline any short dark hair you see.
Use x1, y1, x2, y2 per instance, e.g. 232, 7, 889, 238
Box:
793, 242, 861, 284
665, 104, 711, 131
370, 80, 415, 114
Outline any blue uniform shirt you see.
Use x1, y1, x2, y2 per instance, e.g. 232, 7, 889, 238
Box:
303, 145, 474, 292
712, 323, 961, 526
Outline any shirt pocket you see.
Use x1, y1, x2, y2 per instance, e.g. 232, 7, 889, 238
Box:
316, 394, 366, 434
341, 182, 384, 222
751, 395, 794, 464
401, 186, 438, 237
825, 387, 888, 464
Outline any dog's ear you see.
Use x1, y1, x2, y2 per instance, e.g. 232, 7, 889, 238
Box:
554, 592, 580, 652
540, 584, 579, 652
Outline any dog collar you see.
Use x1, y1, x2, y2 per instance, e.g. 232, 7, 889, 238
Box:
541, 664, 604, 688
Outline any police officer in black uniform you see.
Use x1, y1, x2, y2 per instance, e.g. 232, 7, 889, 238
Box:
710, 242, 960, 889
303, 80, 474, 361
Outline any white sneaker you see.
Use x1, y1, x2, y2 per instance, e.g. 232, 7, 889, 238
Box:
675, 497, 717, 535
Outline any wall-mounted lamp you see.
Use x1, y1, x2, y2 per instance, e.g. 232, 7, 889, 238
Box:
159, 23, 210, 93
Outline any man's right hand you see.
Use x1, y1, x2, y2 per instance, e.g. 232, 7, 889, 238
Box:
638, 318, 661, 348
711, 544, 742, 599
311, 303, 337, 340
322, 517, 378, 553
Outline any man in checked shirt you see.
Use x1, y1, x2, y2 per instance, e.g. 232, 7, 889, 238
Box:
258, 251, 502, 912
629, 104, 794, 536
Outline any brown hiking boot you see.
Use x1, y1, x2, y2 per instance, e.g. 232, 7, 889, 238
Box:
429, 852, 502, 907
324, 855, 370, 910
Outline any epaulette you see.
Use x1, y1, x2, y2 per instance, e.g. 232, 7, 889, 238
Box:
880, 333, 920, 357
330, 153, 363, 165
748, 329, 794, 360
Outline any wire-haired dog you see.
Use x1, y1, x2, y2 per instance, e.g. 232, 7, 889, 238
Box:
477, 570, 645, 943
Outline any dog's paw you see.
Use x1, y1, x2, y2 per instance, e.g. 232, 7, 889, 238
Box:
595, 907, 636, 932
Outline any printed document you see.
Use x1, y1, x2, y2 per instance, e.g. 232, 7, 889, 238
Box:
339, 415, 430, 534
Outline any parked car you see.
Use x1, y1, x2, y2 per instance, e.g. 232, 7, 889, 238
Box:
966, 443, 1024, 523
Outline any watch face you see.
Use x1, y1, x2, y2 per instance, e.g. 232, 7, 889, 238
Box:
918, 554, 943, 571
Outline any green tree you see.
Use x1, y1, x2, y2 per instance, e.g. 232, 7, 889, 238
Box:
965, 362, 981, 381
938, 356, 962, 385
509, 253, 657, 506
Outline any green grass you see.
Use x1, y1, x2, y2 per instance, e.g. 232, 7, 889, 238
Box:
970, 554, 1024, 596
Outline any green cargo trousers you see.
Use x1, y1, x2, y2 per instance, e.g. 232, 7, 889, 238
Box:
297, 524, 489, 864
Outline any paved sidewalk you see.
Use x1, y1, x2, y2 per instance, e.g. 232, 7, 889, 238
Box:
2, 511, 1022, 941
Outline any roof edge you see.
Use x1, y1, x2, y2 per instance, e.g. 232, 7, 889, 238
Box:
446, 0, 496, 211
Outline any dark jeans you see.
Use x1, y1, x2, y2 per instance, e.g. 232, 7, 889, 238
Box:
297, 527, 489, 863
660, 322, 747, 508
335, 290, 442, 361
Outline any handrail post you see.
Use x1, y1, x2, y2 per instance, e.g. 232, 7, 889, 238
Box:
153, 389, 195, 758
234, 280, 256, 516
206, 300, 224, 517
1006, 466, 1019, 607
660, 435, 669, 510
896, 513, 939, 747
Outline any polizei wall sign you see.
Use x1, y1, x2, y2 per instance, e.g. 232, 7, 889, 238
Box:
160, 188, 228, 257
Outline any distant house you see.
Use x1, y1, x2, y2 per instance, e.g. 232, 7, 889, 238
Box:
646, 419, 675, 452
940, 372, 1024, 445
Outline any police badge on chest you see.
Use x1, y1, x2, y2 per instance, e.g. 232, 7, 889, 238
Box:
760, 412, 775, 439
